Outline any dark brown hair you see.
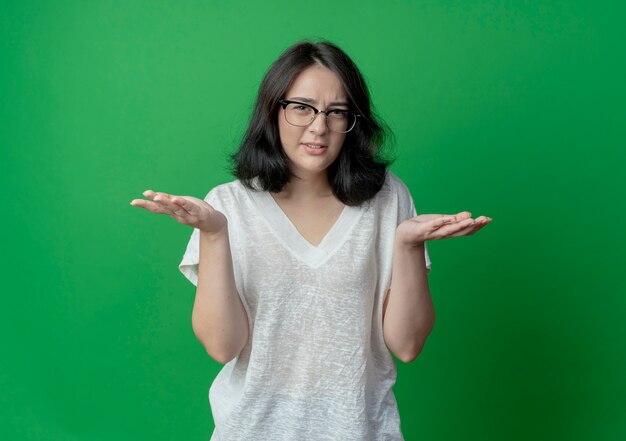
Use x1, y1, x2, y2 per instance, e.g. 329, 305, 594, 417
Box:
229, 39, 395, 206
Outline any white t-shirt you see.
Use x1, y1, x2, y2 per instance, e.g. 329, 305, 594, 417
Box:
179, 170, 431, 441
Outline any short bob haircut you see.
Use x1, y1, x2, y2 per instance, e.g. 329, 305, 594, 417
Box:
229, 39, 396, 206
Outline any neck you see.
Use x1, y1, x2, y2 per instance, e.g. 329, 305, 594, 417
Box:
274, 170, 333, 200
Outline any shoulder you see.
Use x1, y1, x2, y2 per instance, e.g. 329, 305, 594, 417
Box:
384, 170, 406, 189
381, 170, 413, 203
380, 170, 416, 223
203, 179, 248, 206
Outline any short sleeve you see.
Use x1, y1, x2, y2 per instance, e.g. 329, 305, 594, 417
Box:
178, 188, 219, 287
179, 228, 201, 286
409, 202, 432, 274
395, 175, 432, 274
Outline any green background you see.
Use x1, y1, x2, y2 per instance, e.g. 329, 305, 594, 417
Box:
2, 1, 624, 440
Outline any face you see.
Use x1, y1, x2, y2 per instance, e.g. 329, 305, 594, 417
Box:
277, 64, 349, 179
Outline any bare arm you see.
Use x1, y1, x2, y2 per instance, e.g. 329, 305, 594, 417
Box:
383, 240, 434, 364
383, 211, 492, 363
192, 229, 250, 364
130, 190, 249, 364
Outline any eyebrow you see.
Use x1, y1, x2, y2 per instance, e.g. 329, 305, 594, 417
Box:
288, 96, 351, 107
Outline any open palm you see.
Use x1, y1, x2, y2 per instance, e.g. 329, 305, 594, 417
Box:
130, 190, 227, 234
397, 211, 492, 245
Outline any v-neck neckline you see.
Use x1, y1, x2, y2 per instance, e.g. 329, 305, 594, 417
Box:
244, 181, 365, 268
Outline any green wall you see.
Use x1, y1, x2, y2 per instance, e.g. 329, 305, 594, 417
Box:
2, 1, 624, 440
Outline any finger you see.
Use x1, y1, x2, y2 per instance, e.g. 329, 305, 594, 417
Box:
472, 216, 492, 227
169, 196, 193, 216
130, 199, 172, 215
429, 214, 465, 230
455, 211, 472, 221
152, 195, 183, 216
144, 189, 168, 201
157, 195, 195, 218
132, 191, 189, 218
449, 217, 492, 237
143, 190, 175, 205
451, 223, 486, 237
153, 192, 174, 205
432, 217, 476, 237
412, 212, 471, 223
152, 191, 173, 201
133, 191, 175, 214
428, 211, 476, 233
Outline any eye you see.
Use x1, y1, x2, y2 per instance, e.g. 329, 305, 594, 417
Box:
289, 103, 313, 113
329, 109, 349, 119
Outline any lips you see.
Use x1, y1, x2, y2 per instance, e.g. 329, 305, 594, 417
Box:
302, 143, 328, 155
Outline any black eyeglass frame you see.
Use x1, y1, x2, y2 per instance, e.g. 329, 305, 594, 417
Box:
278, 99, 361, 133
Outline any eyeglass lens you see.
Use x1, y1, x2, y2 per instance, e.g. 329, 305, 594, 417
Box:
284, 103, 356, 133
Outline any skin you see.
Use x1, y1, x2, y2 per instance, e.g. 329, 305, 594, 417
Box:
267, 64, 355, 245
129, 191, 224, 234
275, 64, 348, 200
129, 63, 493, 364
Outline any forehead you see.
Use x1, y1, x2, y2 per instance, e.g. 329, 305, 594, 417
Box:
285, 65, 347, 102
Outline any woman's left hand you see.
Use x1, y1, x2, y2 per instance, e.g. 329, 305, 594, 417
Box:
396, 211, 492, 246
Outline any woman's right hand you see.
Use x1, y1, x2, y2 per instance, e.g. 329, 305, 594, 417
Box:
130, 190, 227, 235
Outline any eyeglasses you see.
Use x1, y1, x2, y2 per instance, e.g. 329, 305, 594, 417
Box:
278, 99, 361, 133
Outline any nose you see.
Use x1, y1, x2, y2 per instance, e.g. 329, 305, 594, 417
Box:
308, 112, 328, 134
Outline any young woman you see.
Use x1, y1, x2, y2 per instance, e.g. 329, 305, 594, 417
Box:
131, 40, 491, 440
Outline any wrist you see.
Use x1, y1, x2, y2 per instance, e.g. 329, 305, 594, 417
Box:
199, 226, 228, 242
395, 233, 425, 250
395, 224, 425, 249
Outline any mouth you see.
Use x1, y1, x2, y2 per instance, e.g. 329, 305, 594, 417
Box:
302, 143, 328, 155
